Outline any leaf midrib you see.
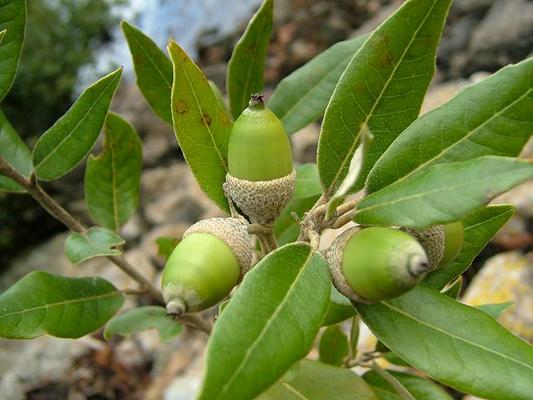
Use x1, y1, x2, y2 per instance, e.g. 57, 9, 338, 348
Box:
381, 300, 533, 372
214, 247, 314, 399
463, 207, 513, 232
34, 73, 120, 170
0, 291, 120, 320
281, 382, 308, 399
325, 0, 439, 194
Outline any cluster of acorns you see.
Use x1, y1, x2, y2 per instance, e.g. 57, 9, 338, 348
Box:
161, 95, 464, 315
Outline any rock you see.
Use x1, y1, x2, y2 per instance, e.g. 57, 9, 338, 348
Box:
351, 1, 402, 37
0, 337, 89, 399
452, 0, 494, 14
141, 162, 223, 226
145, 191, 205, 226
452, 0, 533, 76
112, 79, 176, 167
420, 79, 468, 115
291, 123, 320, 164
493, 182, 533, 219
438, 15, 478, 64
469, 0, 533, 53
163, 354, 203, 400
462, 252, 533, 343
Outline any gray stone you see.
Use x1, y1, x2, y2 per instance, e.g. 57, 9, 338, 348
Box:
452, 0, 495, 14
0, 337, 89, 399
463, 252, 533, 343
469, 0, 533, 53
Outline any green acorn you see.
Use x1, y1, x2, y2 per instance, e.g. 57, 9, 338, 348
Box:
161, 218, 253, 315
225, 94, 295, 225
327, 227, 429, 303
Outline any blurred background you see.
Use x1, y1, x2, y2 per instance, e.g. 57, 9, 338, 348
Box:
0, 0, 531, 399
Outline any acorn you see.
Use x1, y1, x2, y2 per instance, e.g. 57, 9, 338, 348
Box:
327, 227, 429, 303
440, 221, 464, 266
161, 218, 253, 315
402, 225, 445, 271
225, 94, 295, 225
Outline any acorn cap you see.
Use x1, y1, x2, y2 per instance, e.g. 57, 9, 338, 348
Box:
402, 225, 445, 271
327, 227, 369, 303
225, 169, 296, 225
184, 217, 253, 276
327, 226, 429, 303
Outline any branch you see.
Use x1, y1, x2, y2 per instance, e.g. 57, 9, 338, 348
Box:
0, 156, 212, 334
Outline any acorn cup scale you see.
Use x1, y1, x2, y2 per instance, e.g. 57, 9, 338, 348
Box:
161, 218, 253, 315
225, 94, 296, 225
402, 225, 445, 271
328, 227, 430, 303
403, 221, 464, 270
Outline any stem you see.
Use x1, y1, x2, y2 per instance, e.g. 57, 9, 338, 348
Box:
345, 350, 382, 368
0, 156, 212, 334
248, 223, 278, 254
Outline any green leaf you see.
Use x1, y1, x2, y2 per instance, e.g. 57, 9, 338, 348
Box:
0, 0, 25, 102
0, 271, 124, 339
367, 363, 415, 400
155, 236, 180, 260
350, 316, 360, 358
269, 34, 367, 135
65, 227, 125, 264
317, 0, 451, 196
198, 243, 331, 400
367, 57, 533, 193
425, 205, 515, 289
104, 306, 182, 342
274, 164, 322, 245
84, 112, 142, 231
121, 21, 173, 124
227, 0, 273, 119
258, 359, 378, 400
168, 40, 232, 213
32, 68, 122, 181
476, 302, 514, 319
363, 370, 453, 400
0, 28, 6, 44
322, 285, 357, 326
293, 163, 323, 199
0, 109, 31, 192
354, 285, 533, 400
354, 157, 532, 229
319, 325, 349, 366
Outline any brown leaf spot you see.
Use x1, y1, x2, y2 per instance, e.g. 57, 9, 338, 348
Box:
220, 111, 232, 126
175, 101, 188, 114
201, 113, 212, 126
